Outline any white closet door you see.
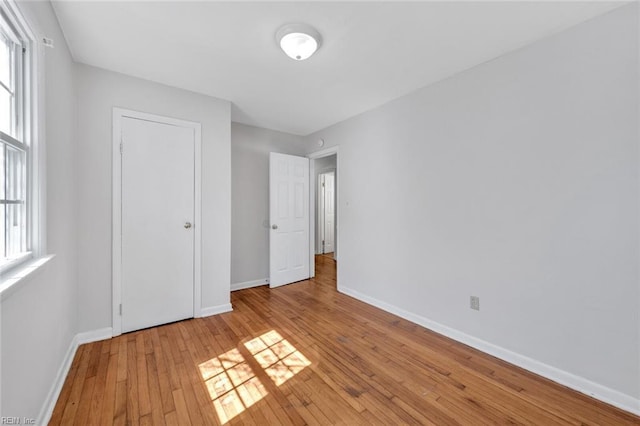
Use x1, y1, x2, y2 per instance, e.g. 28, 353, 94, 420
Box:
121, 116, 195, 333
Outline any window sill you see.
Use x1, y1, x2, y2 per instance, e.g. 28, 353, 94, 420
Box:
0, 252, 34, 274
0, 254, 55, 301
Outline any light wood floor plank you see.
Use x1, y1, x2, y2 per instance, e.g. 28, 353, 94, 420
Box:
99, 349, 119, 426
125, 338, 140, 426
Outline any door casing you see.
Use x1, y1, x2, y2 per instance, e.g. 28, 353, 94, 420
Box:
112, 108, 202, 336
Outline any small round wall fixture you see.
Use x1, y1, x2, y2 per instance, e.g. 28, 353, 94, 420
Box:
276, 23, 322, 61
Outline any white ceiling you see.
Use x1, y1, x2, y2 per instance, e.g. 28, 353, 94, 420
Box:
52, 1, 624, 136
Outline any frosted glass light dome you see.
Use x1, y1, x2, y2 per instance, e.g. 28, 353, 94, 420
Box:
276, 24, 322, 61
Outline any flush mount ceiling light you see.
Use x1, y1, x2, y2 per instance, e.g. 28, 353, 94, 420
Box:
276, 23, 322, 61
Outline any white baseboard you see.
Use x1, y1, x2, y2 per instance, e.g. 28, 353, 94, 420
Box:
231, 278, 268, 292
339, 285, 640, 416
76, 327, 113, 345
200, 303, 233, 317
37, 327, 113, 425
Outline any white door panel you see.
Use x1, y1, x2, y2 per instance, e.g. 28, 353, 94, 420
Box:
121, 117, 195, 333
270, 153, 310, 287
324, 172, 335, 253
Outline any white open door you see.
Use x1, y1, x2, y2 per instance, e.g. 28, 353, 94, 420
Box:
322, 172, 335, 253
269, 152, 310, 288
119, 115, 196, 333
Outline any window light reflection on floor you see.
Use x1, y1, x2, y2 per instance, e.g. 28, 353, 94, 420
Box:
244, 330, 312, 386
198, 330, 311, 424
198, 348, 268, 424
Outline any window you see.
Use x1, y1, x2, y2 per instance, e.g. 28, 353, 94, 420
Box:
0, 5, 34, 273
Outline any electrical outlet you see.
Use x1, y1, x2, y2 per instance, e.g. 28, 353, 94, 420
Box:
470, 296, 480, 311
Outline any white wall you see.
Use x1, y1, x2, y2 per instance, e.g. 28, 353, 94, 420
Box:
1, 0, 78, 418
76, 64, 231, 331
305, 5, 639, 405
314, 155, 337, 254
231, 123, 306, 286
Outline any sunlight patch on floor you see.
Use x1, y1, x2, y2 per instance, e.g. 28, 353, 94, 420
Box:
199, 348, 268, 424
199, 330, 311, 424
244, 330, 312, 386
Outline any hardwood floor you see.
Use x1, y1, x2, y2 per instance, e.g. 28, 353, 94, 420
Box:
50, 255, 639, 425
319, 252, 334, 260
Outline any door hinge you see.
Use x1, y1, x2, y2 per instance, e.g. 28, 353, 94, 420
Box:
120, 142, 123, 155
119, 303, 122, 316
322, 182, 325, 188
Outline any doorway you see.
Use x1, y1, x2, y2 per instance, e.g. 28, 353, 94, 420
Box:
308, 148, 338, 278
318, 170, 335, 256
112, 108, 202, 335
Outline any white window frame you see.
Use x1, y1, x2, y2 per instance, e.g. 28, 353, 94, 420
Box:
0, 0, 41, 277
